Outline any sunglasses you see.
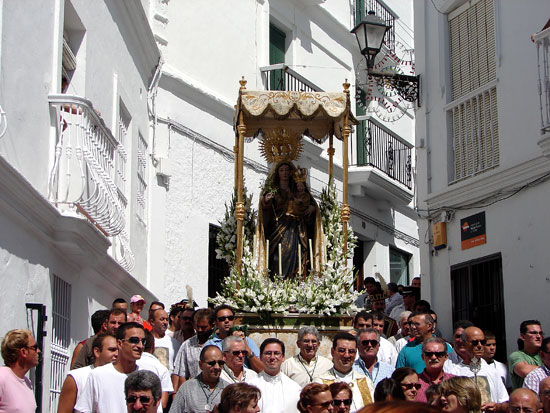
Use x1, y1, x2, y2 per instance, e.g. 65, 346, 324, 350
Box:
227, 350, 248, 357
179, 316, 193, 321
470, 339, 487, 346
333, 399, 352, 406
205, 359, 225, 367
126, 395, 153, 404
312, 401, 334, 408
123, 337, 146, 345
360, 340, 379, 347
423, 351, 447, 358
401, 383, 421, 390
217, 315, 235, 322
26, 345, 39, 351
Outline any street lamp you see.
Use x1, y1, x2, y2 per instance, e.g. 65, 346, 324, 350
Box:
352, 11, 420, 105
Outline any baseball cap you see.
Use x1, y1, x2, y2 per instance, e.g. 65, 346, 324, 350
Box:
131, 294, 146, 303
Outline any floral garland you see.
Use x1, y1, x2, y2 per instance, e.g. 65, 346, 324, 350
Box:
210, 180, 359, 315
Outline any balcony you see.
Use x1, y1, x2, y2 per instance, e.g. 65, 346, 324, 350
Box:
48, 94, 134, 271
350, 118, 413, 203
533, 24, 550, 157
260, 64, 323, 92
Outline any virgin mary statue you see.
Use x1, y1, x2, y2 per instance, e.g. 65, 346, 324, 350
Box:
254, 129, 324, 279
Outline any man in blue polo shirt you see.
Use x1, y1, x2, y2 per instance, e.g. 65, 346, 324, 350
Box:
396, 311, 451, 373
204, 305, 262, 373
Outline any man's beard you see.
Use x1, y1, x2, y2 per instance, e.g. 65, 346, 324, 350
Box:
197, 331, 212, 342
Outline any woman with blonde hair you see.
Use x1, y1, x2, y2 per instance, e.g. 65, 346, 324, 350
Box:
438, 376, 482, 413
298, 382, 334, 413
357, 400, 442, 413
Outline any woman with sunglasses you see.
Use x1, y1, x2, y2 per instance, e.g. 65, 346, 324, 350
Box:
298, 383, 334, 413
373, 378, 406, 402
438, 376, 481, 413
329, 382, 353, 413
217, 382, 261, 413
391, 367, 420, 401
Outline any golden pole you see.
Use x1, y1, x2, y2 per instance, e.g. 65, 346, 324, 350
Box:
234, 136, 239, 190
235, 77, 247, 284
341, 80, 351, 256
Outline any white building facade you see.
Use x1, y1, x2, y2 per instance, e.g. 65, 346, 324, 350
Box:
0, 1, 159, 410
414, 0, 550, 357
145, 0, 420, 307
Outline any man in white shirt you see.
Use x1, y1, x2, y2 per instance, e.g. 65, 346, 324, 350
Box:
220, 336, 258, 384
150, 309, 180, 373
281, 326, 332, 387
483, 330, 511, 390
314, 332, 374, 411
249, 338, 301, 413
76, 322, 147, 413
443, 326, 508, 410
353, 312, 397, 366
58, 333, 118, 413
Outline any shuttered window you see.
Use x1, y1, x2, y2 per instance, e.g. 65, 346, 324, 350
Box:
447, 0, 499, 182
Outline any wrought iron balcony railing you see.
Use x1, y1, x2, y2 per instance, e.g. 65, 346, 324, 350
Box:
533, 26, 550, 134
354, 119, 413, 189
48, 94, 135, 270
260, 64, 323, 92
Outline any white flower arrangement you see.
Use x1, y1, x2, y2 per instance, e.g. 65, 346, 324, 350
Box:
210, 180, 360, 315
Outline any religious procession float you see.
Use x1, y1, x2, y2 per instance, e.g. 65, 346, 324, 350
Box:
210, 78, 362, 327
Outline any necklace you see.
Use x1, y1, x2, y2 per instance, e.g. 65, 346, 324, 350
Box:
298, 355, 318, 383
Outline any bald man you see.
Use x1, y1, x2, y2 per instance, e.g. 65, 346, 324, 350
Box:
444, 326, 508, 408
539, 377, 550, 413
508, 388, 541, 413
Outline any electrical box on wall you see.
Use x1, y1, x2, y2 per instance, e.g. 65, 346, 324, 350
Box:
433, 222, 447, 250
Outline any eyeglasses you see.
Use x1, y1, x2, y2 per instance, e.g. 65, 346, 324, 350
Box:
360, 340, 379, 347
423, 351, 447, 358
126, 395, 153, 404
204, 359, 225, 367
122, 337, 146, 345
226, 350, 248, 357
333, 399, 352, 406
401, 383, 421, 390
469, 339, 487, 346
26, 345, 39, 351
217, 315, 235, 322
336, 348, 356, 355
262, 351, 283, 357
312, 401, 334, 408
526, 331, 544, 336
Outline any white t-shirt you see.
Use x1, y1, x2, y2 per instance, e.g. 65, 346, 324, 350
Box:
137, 352, 174, 392
67, 365, 93, 407
154, 334, 180, 373
74, 363, 130, 413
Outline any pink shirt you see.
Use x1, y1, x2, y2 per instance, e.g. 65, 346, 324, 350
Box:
0, 366, 37, 413
417, 370, 454, 403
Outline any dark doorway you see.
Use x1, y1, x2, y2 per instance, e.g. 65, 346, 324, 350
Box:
208, 224, 229, 303
451, 253, 506, 361
352, 237, 364, 290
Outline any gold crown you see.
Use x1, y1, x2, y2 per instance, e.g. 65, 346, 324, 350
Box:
293, 165, 308, 183
259, 128, 303, 164
369, 293, 387, 302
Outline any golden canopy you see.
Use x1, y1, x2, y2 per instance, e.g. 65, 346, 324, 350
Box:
232, 78, 357, 278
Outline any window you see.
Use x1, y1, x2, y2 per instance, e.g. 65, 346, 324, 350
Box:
448, 0, 499, 182
116, 99, 130, 211
269, 24, 286, 90
451, 253, 506, 360
389, 247, 410, 285
49, 275, 72, 412
208, 224, 230, 300
136, 132, 148, 222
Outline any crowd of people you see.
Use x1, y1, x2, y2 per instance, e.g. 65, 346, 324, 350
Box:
0, 280, 548, 413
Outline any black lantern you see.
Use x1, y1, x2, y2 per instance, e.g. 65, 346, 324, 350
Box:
351, 11, 420, 105
351, 11, 390, 68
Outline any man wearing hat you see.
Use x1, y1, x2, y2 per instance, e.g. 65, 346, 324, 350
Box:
390, 286, 419, 320
128, 295, 146, 324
